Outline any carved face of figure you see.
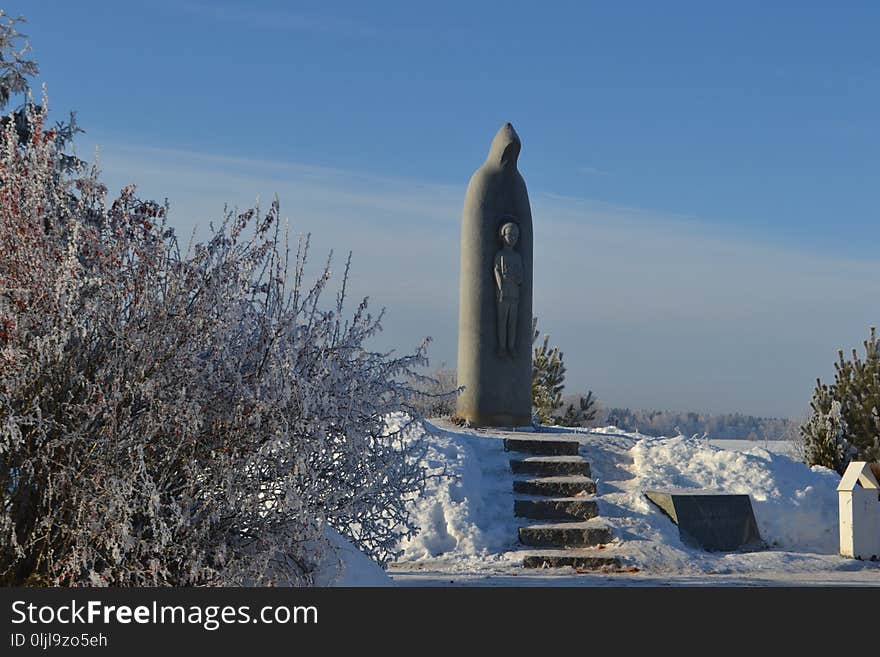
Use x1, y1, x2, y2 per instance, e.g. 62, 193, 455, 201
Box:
500, 221, 519, 247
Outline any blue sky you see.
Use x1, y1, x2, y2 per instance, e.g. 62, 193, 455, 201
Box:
7, 1, 880, 418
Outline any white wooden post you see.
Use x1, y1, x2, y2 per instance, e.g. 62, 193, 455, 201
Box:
837, 462, 880, 560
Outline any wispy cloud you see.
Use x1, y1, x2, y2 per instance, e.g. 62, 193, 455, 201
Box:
80, 136, 880, 418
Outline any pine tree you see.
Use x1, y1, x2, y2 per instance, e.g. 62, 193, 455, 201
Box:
559, 390, 599, 427
531, 318, 566, 424
801, 327, 880, 473
530, 319, 599, 426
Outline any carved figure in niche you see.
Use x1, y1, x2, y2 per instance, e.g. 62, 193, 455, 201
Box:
494, 220, 523, 356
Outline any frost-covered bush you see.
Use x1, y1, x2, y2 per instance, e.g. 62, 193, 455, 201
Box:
0, 100, 431, 586
0, 11, 80, 172
0, 11, 37, 112
406, 365, 458, 418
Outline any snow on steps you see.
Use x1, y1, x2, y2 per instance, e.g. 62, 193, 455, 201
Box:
521, 549, 622, 571
513, 476, 597, 497
506, 433, 619, 570
518, 521, 613, 548
510, 455, 591, 477
514, 497, 599, 521
503, 437, 580, 456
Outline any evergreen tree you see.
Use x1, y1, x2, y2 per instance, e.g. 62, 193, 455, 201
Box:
801, 327, 880, 473
530, 318, 598, 426
559, 390, 598, 427
531, 318, 566, 424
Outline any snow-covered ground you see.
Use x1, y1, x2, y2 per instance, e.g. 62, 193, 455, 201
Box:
709, 438, 799, 458
388, 421, 880, 586
314, 528, 393, 587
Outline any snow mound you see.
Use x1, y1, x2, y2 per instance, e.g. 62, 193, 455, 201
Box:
390, 421, 880, 582
394, 422, 519, 569
631, 435, 840, 553
314, 528, 393, 587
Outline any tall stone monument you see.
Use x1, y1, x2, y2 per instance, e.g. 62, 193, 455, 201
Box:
456, 123, 533, 427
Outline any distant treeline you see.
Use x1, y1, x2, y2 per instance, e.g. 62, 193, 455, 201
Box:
602, 407, 791, 441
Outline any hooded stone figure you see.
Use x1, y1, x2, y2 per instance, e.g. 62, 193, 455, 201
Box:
456, 123, 533, 427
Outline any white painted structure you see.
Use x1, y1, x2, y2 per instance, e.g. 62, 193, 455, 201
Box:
837, 461, 880, 560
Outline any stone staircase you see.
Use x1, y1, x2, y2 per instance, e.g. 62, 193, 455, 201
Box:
505, 436, 621, 571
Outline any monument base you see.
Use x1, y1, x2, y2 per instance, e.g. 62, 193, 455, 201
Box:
459, 411, 532, 428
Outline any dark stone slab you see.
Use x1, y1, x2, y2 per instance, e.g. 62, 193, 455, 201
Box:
518, 524, 613, 548
644, 490, 764, 552
503, 438, 580, 455
522, 554, 622, 570
514, 498, 599, 521
513, 477, 596, 497
510, 456, 591, 477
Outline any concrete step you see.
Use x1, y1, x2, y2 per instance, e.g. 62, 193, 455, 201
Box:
503, 438, 580, 456
514, 497, 599, 521
510, 456, 591, 477
522, 551, 623, 570
518, 522, 613, 548
513, 476, 596, 497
